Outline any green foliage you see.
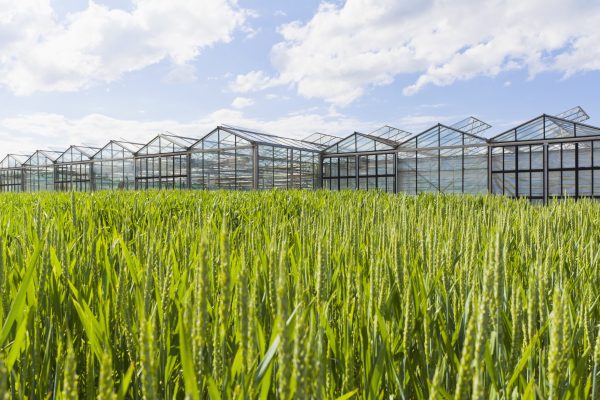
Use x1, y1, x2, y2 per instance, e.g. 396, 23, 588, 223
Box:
0, 190, 598, 399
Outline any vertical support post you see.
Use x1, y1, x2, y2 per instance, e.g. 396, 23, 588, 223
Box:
317, 153, 323, 189
394, 152, 398, 194
187, 152, 192, 190
133, 155, 138, 190
575, 142, 579, 199
461, 136, 465, 193
487, 145, 492, 194
437, 126, 441, 192
252, 144, 259, 190
355, 154, 359, 189
90, 160, 95, 192
543, 143, 548, 204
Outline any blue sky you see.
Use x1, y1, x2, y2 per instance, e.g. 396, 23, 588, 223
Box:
1, 0, 600, 155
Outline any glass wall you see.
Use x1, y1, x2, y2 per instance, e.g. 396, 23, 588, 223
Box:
397, 125, 488, 195
191, 126, 322, 190
490, 114, 600, 201
23, 151, 62, 192
93, 141, 140, 190
135, 134, 197, 190
547, 140, 600, 199
190, 128, 254, 190
322, 132, 397, 192
54, 146, 98, 192
257, 145, 319, 189
0, 155, 27, 192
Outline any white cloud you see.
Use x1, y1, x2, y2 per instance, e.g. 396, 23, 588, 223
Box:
164, 64, 198, 83
0, 0, 249, 95
235, 0, 600, 106
0, 109, 374, 155
396, 114, 455, 132
231, 97, 255, 109
230, 70, 279, 93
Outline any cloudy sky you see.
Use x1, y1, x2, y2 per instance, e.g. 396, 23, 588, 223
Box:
1, 0, 600, 155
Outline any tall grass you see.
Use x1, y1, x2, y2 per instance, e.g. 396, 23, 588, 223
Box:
0, 190, 598, 399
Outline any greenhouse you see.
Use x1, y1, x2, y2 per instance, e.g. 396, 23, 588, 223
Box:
54, 145, 100, 192
0, 154, 28, 192
322, 126, 413, 192
397, 117, 490, 195
489, 107, 600, 202
23, 150, 63, 192
93, 140, 142, 190
2, 108, 600, 202
135, 133, 198, 190
189, 126, 326, 190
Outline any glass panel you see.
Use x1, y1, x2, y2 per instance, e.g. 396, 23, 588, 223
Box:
562, 171, 576, 196
548, 145, 561, 169
517, 172, 530, 197
530, 146, 544, 170
503, 147, 516, 171
516, 119, 544, 141
439, 148, 462, 193
397, 151, 416, 194
335, 136, 356, 153
491, 147, 503, 171
503, 173, 516, 196
356, 135, 376, 152
548, 171, 561, 197
417, 151, 438, 192
562, 143, 576, 169
545, 117, 575, 139
578, 170, 592, 197
579, 142, 592, 168
517, 146, 530, 170
531, 172, 543, 197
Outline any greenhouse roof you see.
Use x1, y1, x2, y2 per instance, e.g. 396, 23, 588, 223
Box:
302, 132, 342, 147
397, 122, 488, 149
369, 125, 414, 143
555, 106, 589, 123
94, 140, 145, 159
213, 125, 325, 151
56, 145, 101, 163
323, 131, 398, 154
23, 150, 63, 165
450, 117, 492, 136
0, 154, 29, 168
137, 132, 200, 155
490, 113, 600, 143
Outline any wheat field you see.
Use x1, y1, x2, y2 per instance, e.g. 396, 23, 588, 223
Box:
0, 190, 598, 399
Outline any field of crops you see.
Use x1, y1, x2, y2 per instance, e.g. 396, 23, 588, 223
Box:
0, 190, 598, 399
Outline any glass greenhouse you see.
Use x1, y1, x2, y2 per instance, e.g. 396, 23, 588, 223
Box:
397, 118, 490, 195
54, 145, 100, 192
23, 150, 63, 192
489, 107, 600, 201
322, 126, 412, 192
2, 110, 600, 203
0, 154, 28, 192
190, 126, 324, 190
93, 140, 142, 190
135, 133, 198, 190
